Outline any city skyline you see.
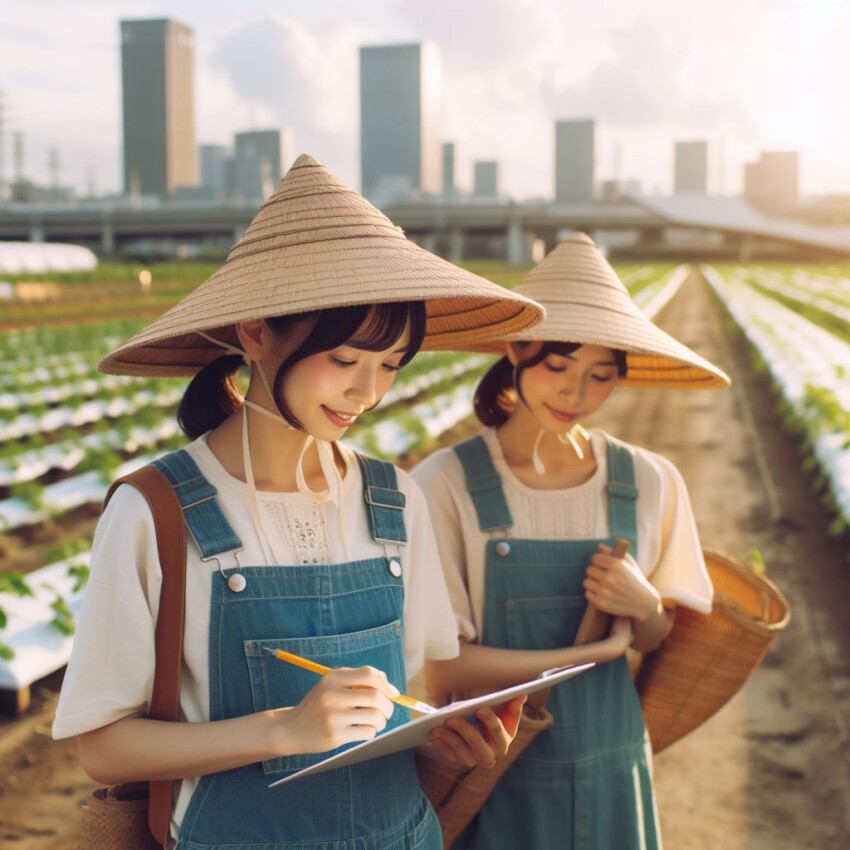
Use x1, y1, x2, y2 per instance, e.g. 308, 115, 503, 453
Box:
4, 0, 849, 201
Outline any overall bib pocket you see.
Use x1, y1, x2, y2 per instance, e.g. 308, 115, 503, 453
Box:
244, 620, 408, 775
505, 595, 587, 650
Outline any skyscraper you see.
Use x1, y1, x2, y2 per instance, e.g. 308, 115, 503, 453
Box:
554, 119, 595, 204
233, 129, 292, 203
360, 42, 442, 203
199, 144, 232, 202
442, 142, 458, 196
473, 161, 499, 198
743, 151, 800, 213
674, 141, 708, 194
120, 18, 197, 198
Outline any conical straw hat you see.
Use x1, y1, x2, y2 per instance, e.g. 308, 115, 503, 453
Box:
99, 154, 544, 377
468, 232, 729, 389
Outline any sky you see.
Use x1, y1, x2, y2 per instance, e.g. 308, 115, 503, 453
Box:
3, 0, 850, 200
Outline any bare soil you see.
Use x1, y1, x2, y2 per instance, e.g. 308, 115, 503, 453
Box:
1, 271, 849, 848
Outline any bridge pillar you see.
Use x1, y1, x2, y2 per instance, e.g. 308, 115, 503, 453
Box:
29, 220, 45, 243
739, 234, 754, 263
506, 216, 532, 264
101, 220, 115, 255
420, 232, 437, 254
449, 229, 464, 262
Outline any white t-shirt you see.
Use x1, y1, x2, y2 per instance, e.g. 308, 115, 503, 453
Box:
412, 428, 713, 642
53, 433, 459, 841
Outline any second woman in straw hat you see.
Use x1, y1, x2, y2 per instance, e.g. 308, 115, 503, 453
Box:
53, 154, 546, 850
413, 232, 730, 850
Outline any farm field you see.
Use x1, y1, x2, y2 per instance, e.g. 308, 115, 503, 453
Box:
0, 261, 849, 848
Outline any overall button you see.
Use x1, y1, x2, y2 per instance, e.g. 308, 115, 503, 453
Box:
388, 558, 402, 577
227, 573, 247, 593
495, 541, 511, 557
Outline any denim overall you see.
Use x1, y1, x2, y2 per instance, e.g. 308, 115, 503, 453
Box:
452, 435, 659, 850
151, 449, 441, 850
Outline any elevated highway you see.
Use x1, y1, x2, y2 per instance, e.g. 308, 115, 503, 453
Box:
1, 194, 849, 262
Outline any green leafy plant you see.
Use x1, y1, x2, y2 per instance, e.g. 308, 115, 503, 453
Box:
48, 593, 76, 637
0, 571, 35, 660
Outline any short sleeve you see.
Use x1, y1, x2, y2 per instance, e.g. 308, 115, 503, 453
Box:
647, 456, 713, 615
397, 471, 460, 679
410, 451, 478, 642
52, 484, 160, 740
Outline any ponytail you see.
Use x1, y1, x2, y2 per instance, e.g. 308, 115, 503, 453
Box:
177, 354, 244, 439
473, 357, 516, 427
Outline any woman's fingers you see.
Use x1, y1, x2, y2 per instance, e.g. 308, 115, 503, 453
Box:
429, 695, 528, 767
494, 694, 526, 739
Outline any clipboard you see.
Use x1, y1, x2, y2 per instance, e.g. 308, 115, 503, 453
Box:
269, 662, 595, 787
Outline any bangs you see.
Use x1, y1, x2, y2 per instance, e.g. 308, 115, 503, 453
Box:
267, 301, 427, 430
347, 302, 426, 365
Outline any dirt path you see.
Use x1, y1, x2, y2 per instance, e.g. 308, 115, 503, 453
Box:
1, 270, 849, 848
594, 271, 850, 849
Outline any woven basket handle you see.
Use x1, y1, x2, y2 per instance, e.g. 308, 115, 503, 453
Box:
573, 537, 631, 645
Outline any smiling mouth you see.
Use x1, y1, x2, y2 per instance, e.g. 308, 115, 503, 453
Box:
322, 406, 360, 426
545, 405, 578, 423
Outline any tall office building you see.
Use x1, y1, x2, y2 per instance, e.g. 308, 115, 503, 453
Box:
120, 18, 197, 198
442, 141, 458, 196
554, 119, 595, 204
360, 42, 442, 203
472, 161, 499, 198
233, 129, 292, 203
674, 141, 708, 194
743, 151, 800, 213
199, 144, 232, 202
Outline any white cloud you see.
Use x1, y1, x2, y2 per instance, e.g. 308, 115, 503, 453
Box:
1, 2, 134, 192
208, 14, 377, 186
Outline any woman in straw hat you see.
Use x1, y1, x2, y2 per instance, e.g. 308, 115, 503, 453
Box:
53, 155, 546, 850
413, 232, 731, 850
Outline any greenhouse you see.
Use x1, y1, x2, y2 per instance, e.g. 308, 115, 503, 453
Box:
0, 241, 98, 275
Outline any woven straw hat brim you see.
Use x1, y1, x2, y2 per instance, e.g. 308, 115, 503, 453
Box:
98, 154, 544, 377
461, 234, 730, 390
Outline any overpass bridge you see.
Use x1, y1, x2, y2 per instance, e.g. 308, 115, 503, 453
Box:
1, 194, 849, 262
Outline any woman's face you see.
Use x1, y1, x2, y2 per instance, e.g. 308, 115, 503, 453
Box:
280, 323, 412, 441
509, 342, 620, 432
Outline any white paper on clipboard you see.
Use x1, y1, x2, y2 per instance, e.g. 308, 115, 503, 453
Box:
269, 662, 594, 787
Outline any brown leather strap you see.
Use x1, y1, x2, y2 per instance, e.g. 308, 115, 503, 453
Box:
572, 536, 631, 645
104, 465, 187, 848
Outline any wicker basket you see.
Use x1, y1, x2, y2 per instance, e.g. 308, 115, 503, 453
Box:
637, 548, 791, 754
416, 702, 554, 846
79, 782, 159, 850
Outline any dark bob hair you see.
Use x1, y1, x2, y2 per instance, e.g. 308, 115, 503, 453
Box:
178, 301, 427, 439
474, 340, 628, 427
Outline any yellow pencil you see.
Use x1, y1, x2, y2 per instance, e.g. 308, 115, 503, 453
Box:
262, 647, 437, 713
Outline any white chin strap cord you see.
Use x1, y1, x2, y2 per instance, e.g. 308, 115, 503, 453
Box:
531, 425, 589, 475
197, 333, 348, 563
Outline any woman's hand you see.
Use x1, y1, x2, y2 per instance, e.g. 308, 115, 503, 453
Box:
583, 543, 662, 621
268, 666, 398, 757
584, 544, 674, 652
427, 694, 527, 768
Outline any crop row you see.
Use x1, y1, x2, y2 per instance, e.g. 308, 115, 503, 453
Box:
704, 266, 850, 530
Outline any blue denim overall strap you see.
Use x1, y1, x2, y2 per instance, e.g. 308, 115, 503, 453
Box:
160, 451, 440, 850
356, 454, 408, 545
151, 450, 242, 559
451, 435, 659, 850
453, 436, 513, 532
